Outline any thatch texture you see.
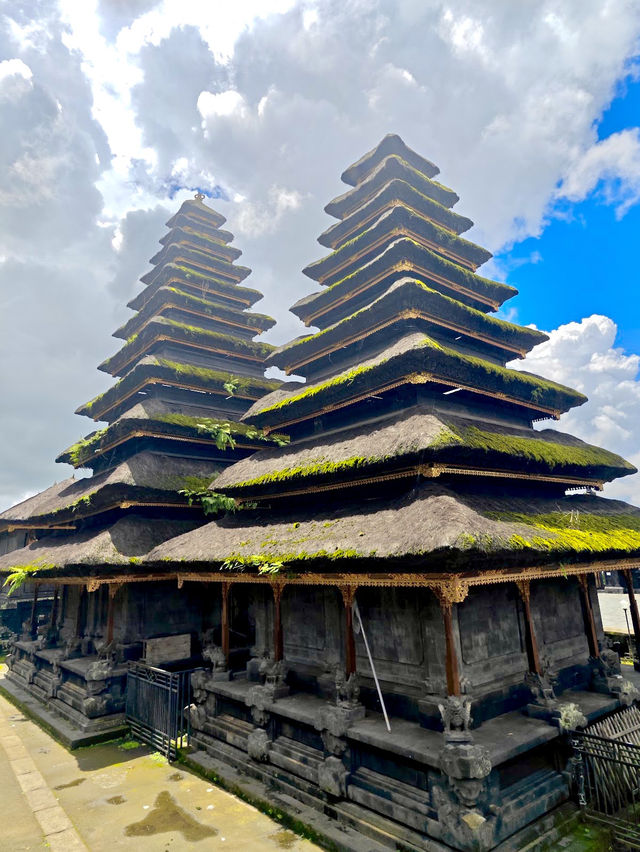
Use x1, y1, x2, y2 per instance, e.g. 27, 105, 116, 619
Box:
319, 180, 474, 249
129, 263, 263, 311
0, 516, 198, 575
304, 206, 491, 284
145, 484, 640, 571
325, 155, 459, 219
269, 279, 547, 376
165, 198, 226, 230
214, 406, 635, 497
0, 451, 221, 527
113, 286, 274, 342
98, 315, 274, 377
150, 231, 242, 266
292, 238, 517, 328
341, 134, 440, 187
60, 399, 286, 468
76, 355, 281, 422
245, 332, 587, 428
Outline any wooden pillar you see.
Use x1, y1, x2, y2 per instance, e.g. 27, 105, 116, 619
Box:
48, 587, 59, 630
339, 585, 358, 678
272, 583, 284, 662
221, 582, 230, 664
29, 584, 40, 638
106, 585, 119, 644
577, 575, 600, 658
516, 580, 542, 675
622, 569, 640, 658
434, 582, 468, 697
75, 586, 86, 638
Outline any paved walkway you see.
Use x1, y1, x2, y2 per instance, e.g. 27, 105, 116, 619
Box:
0, 689, 319, 851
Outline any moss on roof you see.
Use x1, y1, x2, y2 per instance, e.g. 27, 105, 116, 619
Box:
59, 412, 287, 468
250, 333, 586, 426
305, 206, 491, 282
78, 357, 280, 420
100, 316, 274, 375
272, 279, 546, 373
484, 510, 640, 555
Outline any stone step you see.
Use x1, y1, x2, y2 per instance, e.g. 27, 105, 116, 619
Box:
203, 713, 253, 749
351, 766, 433, 813
336, 799, 443, 852
500, 769, 568, 819
269, 736, 323, 784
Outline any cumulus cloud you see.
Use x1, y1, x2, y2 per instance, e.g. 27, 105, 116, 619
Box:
3, 0, 640, 512
516, 315, 640, 505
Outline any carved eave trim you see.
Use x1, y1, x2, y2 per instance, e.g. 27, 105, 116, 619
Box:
260, 371, 561, 433
121, 303, 265, 341
304, 259, 500, 327
41, 557, 640, 590
280, 308, 526, 376
162, 275, 253, 308
158, 252, 248, 286
109, 332, 266, 377
86, 377, 261, 423
233, 463, 603, 503
313, 224, 479, 285
7, 499, 200, 530
324, 199, 459, 250
70, 428, 262, 468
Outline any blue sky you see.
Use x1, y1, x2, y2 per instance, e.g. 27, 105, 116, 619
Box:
498, 76, 640, 353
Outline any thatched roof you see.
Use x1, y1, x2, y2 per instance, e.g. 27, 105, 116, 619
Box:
341, 134, 440, 187
145, 484, 640, 571
304, 206, 491, 285
291, 238, 516, 329
114, 286, 274, 342
128, 263, 263, 312
60, 399, 288, 468
166, 198, 226, 230
98, 315, 274, 377
214, 406, 635, 497
244, 332, 587, 429
0, 451, 221, 528
325, 155, 459, 220
140, 247, 250, 287
319, 180, 474, 250
0, 515, 198, 575
151, 230, 242, 266
268, 279, 547, 376
76, 355, 281, 422
159, 222, 234, 249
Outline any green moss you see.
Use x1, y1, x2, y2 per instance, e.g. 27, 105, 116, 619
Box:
258, 334, 584, 419
157, 413, 287, 445
64, 430, 108, 467
2, 564, 55, 591
102, 317, 273, 371
229, 455, 375, 489
442, 425, 633, 475
486, 510, 640, 555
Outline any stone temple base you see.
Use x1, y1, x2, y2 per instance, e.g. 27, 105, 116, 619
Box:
2, 640, 129, 747
185, 672, 616, 851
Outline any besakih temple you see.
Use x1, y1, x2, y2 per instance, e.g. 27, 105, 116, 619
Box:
1, 138, 640, 851
0, 194, 285, 742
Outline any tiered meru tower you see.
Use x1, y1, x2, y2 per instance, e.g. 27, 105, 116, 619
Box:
0, 195, 284, 738
144, 137, 640, 851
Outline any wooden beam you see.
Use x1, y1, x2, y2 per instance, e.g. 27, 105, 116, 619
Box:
221, 582, 230, 664
339, 585, 358, 678
516, 580, 542, 675
29, 584, 40, 639
622, 569, 640, 660
578, 575, 600, 658
272, 583, 284, 662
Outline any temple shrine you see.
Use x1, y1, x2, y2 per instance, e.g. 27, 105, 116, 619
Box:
2, 137, 640, 851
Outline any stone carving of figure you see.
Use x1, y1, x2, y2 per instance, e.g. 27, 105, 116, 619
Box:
438, 695, 472, 742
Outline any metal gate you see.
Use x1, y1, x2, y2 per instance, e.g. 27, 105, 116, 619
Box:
125, 662, 195, 760
571, 706, 640, 848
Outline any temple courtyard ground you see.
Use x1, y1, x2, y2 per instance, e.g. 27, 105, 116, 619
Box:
0, 679, 319, 851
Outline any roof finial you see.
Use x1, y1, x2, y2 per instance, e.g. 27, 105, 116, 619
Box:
194, 191, 205, 201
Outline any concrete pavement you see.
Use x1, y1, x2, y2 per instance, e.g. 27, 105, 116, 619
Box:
0, 687, 320, 851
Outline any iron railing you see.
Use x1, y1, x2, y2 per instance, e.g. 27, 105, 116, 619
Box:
125, 662, 198, 760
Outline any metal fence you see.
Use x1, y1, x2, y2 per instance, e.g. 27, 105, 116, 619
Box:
571, 709, 640, 847
125, 662, 197, 761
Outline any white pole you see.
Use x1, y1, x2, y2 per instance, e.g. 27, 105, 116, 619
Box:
353, 599, 391, 732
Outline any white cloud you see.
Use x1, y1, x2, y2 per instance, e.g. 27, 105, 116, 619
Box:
560, 128, 640, 217
3, 0, 640, 513
515, 315, 640, 505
